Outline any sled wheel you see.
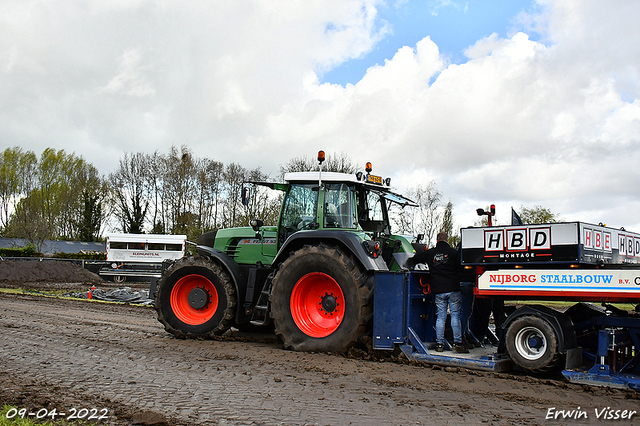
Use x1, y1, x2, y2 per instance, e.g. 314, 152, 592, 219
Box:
155, 257, 236, 339
505, 315, 561, 373
270, 244, 373, 353
113, 275, 126, 284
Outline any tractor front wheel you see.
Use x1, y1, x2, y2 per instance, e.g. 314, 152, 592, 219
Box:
155, 257, 236, 339
270, 244, 373, 353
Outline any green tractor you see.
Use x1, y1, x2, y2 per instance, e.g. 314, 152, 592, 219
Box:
154, 151, 419, 353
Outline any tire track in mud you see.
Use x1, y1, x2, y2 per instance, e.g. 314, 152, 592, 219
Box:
1, 293, 638, 425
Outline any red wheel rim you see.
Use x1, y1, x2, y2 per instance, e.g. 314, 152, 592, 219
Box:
170, 274, 219, 325
290, 272, 344, 338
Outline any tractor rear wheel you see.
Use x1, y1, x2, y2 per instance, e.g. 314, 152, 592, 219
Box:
270, 244, 373, 353
505, 315, 561, 373
155, 256, 236, 339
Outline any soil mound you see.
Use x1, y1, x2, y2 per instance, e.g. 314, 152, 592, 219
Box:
0, 259, 103, 290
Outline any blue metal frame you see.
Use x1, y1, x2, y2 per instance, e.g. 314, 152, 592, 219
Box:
563, 316, 640, 390
372, 271, 511, 372
372, 270, 640, 385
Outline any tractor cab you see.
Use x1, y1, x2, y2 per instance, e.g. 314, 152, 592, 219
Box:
276, 164, 416, 250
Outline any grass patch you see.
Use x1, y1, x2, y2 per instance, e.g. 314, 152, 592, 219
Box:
0, 288, 152, 308
505, 299, 637, 312
0, 288, 83, 300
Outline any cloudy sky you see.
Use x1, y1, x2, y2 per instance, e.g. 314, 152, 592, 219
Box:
2, 0, 640, 231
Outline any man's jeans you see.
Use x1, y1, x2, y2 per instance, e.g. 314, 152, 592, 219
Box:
434, 291, 462, 345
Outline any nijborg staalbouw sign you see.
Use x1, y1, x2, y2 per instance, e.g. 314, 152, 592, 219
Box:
478, 270, 640, 294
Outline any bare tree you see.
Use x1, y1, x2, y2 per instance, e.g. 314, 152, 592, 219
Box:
221, 163, 248, 228
110, 152, 150, 234
194, 157, 224, 231
239, 168, 280, 227
163, 146, 198, 234
147, 151, 167, 234
392, 181, 443, 246
279, 151, 359, 179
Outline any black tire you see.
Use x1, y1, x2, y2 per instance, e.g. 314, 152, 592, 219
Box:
155, 256, 236, 339
505, 315, 561, 373
269, 244, 373, 353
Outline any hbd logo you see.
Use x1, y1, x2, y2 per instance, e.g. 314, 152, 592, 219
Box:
484, 227, 551, 252
617, 233, 640, 257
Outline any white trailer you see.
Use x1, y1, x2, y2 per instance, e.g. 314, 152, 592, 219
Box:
101, 234, 187, 282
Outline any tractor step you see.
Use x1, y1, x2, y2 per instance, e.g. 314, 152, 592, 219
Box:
250, 279, 272, 326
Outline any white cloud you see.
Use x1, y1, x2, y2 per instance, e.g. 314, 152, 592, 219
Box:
1, 0, 640, 232
99, 48, 156, 97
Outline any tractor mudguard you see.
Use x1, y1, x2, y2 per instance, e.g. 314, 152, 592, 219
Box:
502, 305, 577, 353
274, 230, 388, 272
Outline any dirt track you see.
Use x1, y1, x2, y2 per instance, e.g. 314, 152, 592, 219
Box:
1, 261, 639, 425
1, 291, 639, 426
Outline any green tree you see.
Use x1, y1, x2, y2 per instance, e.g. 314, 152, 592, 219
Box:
75, 164, 109, 241
439, 201, 454, 236
0, 147, 37, 231
439, 201, 460, 246
4, 148, 105, 246
78, 190, 103, 242
518, 205, 561, 224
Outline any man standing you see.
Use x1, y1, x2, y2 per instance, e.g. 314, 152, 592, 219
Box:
411, 232, 468, 353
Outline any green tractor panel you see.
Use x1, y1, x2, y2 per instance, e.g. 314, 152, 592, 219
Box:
155, 155, 419, 353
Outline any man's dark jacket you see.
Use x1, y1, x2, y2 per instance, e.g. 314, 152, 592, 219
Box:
410, 240, 460, 294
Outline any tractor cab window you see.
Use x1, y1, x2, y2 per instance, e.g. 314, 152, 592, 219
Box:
366, 191, 384, 221
279, 183, 318, 245
357, 189, 388, 233
324, 183, 357, 229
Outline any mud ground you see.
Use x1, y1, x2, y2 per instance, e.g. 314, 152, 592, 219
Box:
1, 261, 639, 425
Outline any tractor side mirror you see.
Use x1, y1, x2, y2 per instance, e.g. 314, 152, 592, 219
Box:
241, 187, 250, 206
